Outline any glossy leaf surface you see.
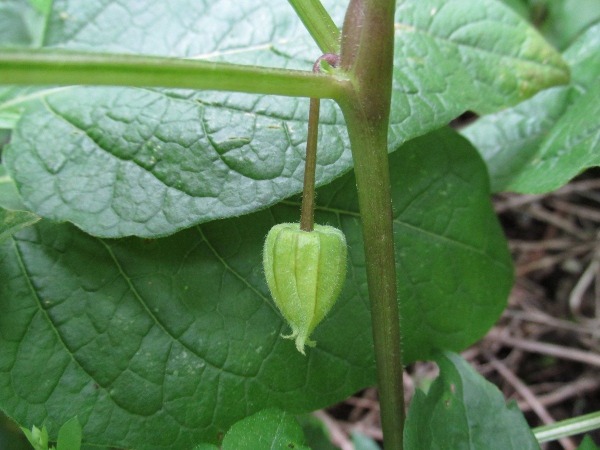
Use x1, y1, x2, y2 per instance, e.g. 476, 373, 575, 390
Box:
0, 127, 511, 448
3, 0, 567, 237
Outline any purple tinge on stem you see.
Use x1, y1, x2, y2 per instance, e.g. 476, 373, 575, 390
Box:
313, 53, 340, 73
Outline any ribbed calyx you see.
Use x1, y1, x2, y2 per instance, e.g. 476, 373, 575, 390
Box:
263, 223, 347, 355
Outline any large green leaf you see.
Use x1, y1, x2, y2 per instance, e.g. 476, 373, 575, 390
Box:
0, 127, 511, 449
404, 351, 539, 450
463, 22, 600, 193
3, 0, 567, 237
2, 216, 365, 450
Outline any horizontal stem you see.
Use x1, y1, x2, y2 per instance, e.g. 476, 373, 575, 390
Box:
0, 48, 348, 99
533, 411, 600, 443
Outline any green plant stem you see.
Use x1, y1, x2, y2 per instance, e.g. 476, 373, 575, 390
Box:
0, 48, 349, 99
342, 106, 404, 450
533, 411, 600, 443
286, 0, 340, 54
338, 0, 404, 449
300, 97, 320, 232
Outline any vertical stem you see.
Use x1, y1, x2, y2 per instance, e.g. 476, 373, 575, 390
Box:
338, 0, 404, 448
300, 97, 320, 232
344, 107, 405, 450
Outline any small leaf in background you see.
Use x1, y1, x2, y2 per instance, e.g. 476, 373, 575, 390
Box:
404, 351, 539, 450
0, 207, 40, 243
56, 417, 81, 450
388, 0, 568, 147
463, 22, 600, 193
352, 432, 381, 450
220, 408, 310, 450
297, 415, 337, 450
578, 435, 600, 450
21, 424, 49, 450
519, 82, 600, 192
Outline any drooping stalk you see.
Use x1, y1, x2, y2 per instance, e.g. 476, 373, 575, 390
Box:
300, 96, 320, 232
338, 0, 405, 448
300, 54, 340, 232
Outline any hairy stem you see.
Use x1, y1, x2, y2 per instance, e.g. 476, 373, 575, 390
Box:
0, 48, 349, 99
300, 97, 320, 232
300, 55, 339, 232
338, 0, 404, 448
343, 104, 404, 450
287, 0, 341, 54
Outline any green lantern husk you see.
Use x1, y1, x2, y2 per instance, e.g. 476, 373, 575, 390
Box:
263, 223, 347, 355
